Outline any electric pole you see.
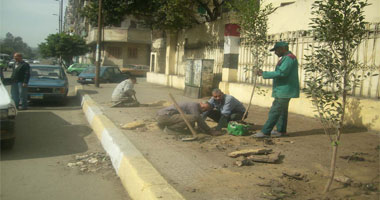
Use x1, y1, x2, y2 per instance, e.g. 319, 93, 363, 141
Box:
95, 0, 102, 87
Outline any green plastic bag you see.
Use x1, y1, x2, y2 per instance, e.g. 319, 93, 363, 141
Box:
227, 121, 250, 136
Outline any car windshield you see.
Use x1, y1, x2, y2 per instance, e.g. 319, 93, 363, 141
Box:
31, 67, 62, 79
82, 67, 107, 74
82, 67, 96, 73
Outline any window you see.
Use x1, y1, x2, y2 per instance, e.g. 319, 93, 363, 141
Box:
108, 47, 121, 58
128, 47, 138, 58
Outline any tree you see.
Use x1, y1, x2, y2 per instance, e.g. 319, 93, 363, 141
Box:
80, 0, 229, 30
0, 32, 34, 58
228, 0, 274, 117
39, 33, 89, 67
303, 0, 374, 193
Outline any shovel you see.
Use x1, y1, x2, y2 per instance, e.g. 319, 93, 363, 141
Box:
168, 93, 198, 142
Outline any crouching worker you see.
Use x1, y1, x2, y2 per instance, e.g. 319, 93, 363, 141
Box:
111, 77, 138, 107
202, 89, 247, 131
156, 101, 220, 136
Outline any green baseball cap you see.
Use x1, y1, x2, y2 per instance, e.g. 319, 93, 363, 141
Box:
270, 41, 288, 51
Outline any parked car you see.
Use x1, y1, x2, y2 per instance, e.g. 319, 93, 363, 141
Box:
33, 60, 40, 64
8, 59, 15, 69
0, 53, 10, 71
120, 64, 149, 77
77, 66, 129, 84
28, 65, 69, 103
67, 63, 92, 76
0, 78, 17, 149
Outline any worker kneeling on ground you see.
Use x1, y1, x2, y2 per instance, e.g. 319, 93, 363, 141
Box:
111, 77, 138, 107
156, 101, 220, 136
202, 88, 247, 131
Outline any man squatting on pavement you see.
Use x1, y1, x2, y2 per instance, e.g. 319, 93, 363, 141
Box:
252, 41, 300, 138
156, 101, 221, 136
202, 88, 247, 131
111, 76, 138, 107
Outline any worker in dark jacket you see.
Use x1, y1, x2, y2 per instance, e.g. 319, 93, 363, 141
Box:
252, 41, 300, 138
10, 53, 30, 110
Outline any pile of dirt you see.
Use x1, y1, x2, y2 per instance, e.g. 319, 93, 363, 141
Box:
121, 118, 160, 132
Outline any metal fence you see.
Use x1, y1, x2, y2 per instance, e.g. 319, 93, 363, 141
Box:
237, 23, 380, 99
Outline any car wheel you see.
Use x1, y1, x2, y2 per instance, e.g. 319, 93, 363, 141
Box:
1, 138, 15, 150
72, 71, 79, 76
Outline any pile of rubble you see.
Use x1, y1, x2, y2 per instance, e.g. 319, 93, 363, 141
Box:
67, 152, 113, 173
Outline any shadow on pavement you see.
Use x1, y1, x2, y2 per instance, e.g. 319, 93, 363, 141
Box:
0, 111, 92, 161
288, 126, 368, 137
77, 89, 98, 95
27, 96, 81, 111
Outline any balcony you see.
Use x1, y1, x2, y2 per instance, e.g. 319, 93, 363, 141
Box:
87, 28, 151, 44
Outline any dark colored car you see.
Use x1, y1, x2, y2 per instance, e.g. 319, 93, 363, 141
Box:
120, 64, 149, 77
77, 66, 129, 84
0, 78, 17, 149
28, 65, 69, 103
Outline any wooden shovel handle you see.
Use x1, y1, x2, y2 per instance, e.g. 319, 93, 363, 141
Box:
168, 93, 198, 138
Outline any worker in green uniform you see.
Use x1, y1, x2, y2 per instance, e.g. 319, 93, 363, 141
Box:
252, 41, 300, 138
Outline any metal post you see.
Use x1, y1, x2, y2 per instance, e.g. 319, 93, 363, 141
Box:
95, 0, 102, 87
60, 0, 63, 33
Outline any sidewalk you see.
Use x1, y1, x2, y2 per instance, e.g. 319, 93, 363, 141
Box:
78, 78, 379, 200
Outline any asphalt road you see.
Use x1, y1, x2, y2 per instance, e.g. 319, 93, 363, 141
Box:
0, 71, 130, 200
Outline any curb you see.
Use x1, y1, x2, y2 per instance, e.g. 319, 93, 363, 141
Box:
76, 86, 185, 200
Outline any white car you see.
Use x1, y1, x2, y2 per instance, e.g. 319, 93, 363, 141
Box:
0, 78, 17, 149
33, 60, 40, 64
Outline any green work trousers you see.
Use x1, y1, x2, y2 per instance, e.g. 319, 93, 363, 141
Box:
261, 98, 291, 134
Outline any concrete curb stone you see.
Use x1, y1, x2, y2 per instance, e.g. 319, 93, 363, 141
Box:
75, 85, 185, 200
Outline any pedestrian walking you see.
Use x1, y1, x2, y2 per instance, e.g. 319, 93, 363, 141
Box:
252, 41, 300, 138
10, 53, 30, 110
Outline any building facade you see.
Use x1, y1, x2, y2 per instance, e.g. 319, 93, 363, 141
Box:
64, 0, 151, 68
146, 0, 380, 131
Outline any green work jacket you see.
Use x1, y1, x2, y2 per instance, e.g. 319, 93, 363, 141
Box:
263, 51, 300, 98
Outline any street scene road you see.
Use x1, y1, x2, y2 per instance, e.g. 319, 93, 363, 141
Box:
1, 0, 379, 199
0, 71, 130, 200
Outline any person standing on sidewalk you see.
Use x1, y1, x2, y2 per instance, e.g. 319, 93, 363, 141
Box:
111, 77, 138, 107
252, 41, 300, 138
10, 53, 30, 110
202, 89, 247, 131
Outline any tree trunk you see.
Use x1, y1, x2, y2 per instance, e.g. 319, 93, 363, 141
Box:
324, 138, 339, 193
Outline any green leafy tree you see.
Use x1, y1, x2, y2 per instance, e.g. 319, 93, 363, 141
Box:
0, 32, 34, 58
228, 0, 274, 117
39, 33, 89, 67
303, 0, 374, 193
80, 0, 228, 30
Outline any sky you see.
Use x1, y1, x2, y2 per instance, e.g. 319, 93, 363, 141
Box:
0, 0, 67, 48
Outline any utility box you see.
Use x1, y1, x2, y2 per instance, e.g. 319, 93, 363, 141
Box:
184, 59, 214, 98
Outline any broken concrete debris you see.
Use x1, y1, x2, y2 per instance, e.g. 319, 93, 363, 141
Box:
340, 152, 367, 162
66, 152, 112, 173
231, 149, 281, 166
282, 171, 306, 181
334, 175, 352, 185
246, 152, 281, 163
228, 148, 273, 158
